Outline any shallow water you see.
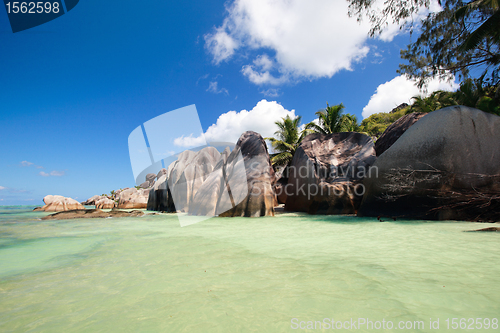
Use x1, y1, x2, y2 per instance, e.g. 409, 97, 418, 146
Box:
0, 206, 499, 332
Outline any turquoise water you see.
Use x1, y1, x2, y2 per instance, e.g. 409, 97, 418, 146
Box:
0, 206, 499, 332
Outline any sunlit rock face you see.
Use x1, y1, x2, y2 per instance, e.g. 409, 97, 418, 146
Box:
117, 188, 150, 209
147, 147, 221, 213
95, 198, 116, 209
359, 106, 500, 222
35, 195, 85, 212
189, 131, 276, 217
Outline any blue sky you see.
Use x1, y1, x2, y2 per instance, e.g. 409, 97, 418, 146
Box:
0, 0, 456, 205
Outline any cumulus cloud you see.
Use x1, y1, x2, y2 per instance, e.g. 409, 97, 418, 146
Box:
174, 100, 296, 146
207, 81, 229, 95
173, 133, 206, 147
39, 170, 66, 177
204, 0, 434, 84
205, 26, 239, 64
362, 75, 460, 118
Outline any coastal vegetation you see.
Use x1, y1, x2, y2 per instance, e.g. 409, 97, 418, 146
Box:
266, 103, 361, 166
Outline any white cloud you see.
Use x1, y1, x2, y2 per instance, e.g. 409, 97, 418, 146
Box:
253, 54, 273, 71
260, 88, 281, 97
174, 100, 296, 146
0, 186, 6, 190
21, 160, 43, 169
205, 26, 239, 64
39, 170, 66, 177
207, 81, 229, 95
174, 133, 207, 147
196, 74, 209, 86
204, 0, 435, 84
362, 75, 460, 118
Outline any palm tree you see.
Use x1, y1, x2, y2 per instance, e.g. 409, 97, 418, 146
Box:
265, 115, 308, 166
339, 114, 361, 132
306, 103, 346, 134
306, 103, 361, 134
454, 77, 500, 114
410, 91, 457, 113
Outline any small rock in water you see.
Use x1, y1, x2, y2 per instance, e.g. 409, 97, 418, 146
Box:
467, 227, 500, 232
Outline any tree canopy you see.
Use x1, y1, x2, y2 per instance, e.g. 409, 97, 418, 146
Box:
348, 0, 500, 88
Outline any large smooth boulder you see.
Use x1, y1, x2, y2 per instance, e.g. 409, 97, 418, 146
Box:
169, 147, 221, 212
117, 188, 150, 209
359, 106, 500, 221
81, 195, 103, 206
147, 147, 221, 212
284, 132, 376, 214
95, 197, 117, 209
189, 131, 275, 217
139, 181, 150, 189
375, 112, 426, 156
36, 195, 85, 212
146, 173, 157, 186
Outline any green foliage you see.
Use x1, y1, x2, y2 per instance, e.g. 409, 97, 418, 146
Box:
265, 115, 309, 166
349, 0, 500, 87
409, 90, 458, 113
399, 1, 500, 87
339, 114, 361, 132
306, 103, 361, 134
454, 0, 500, 52
454, 77, 500, 114
359, 107, 410, 138
306, 103, 345, 134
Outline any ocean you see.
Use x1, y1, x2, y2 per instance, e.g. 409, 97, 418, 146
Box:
0, 206, 499, 332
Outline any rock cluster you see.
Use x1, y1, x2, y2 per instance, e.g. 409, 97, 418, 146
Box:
41, 209, 155, 220
38, 107, 500, 223
148, 131, 275, 217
